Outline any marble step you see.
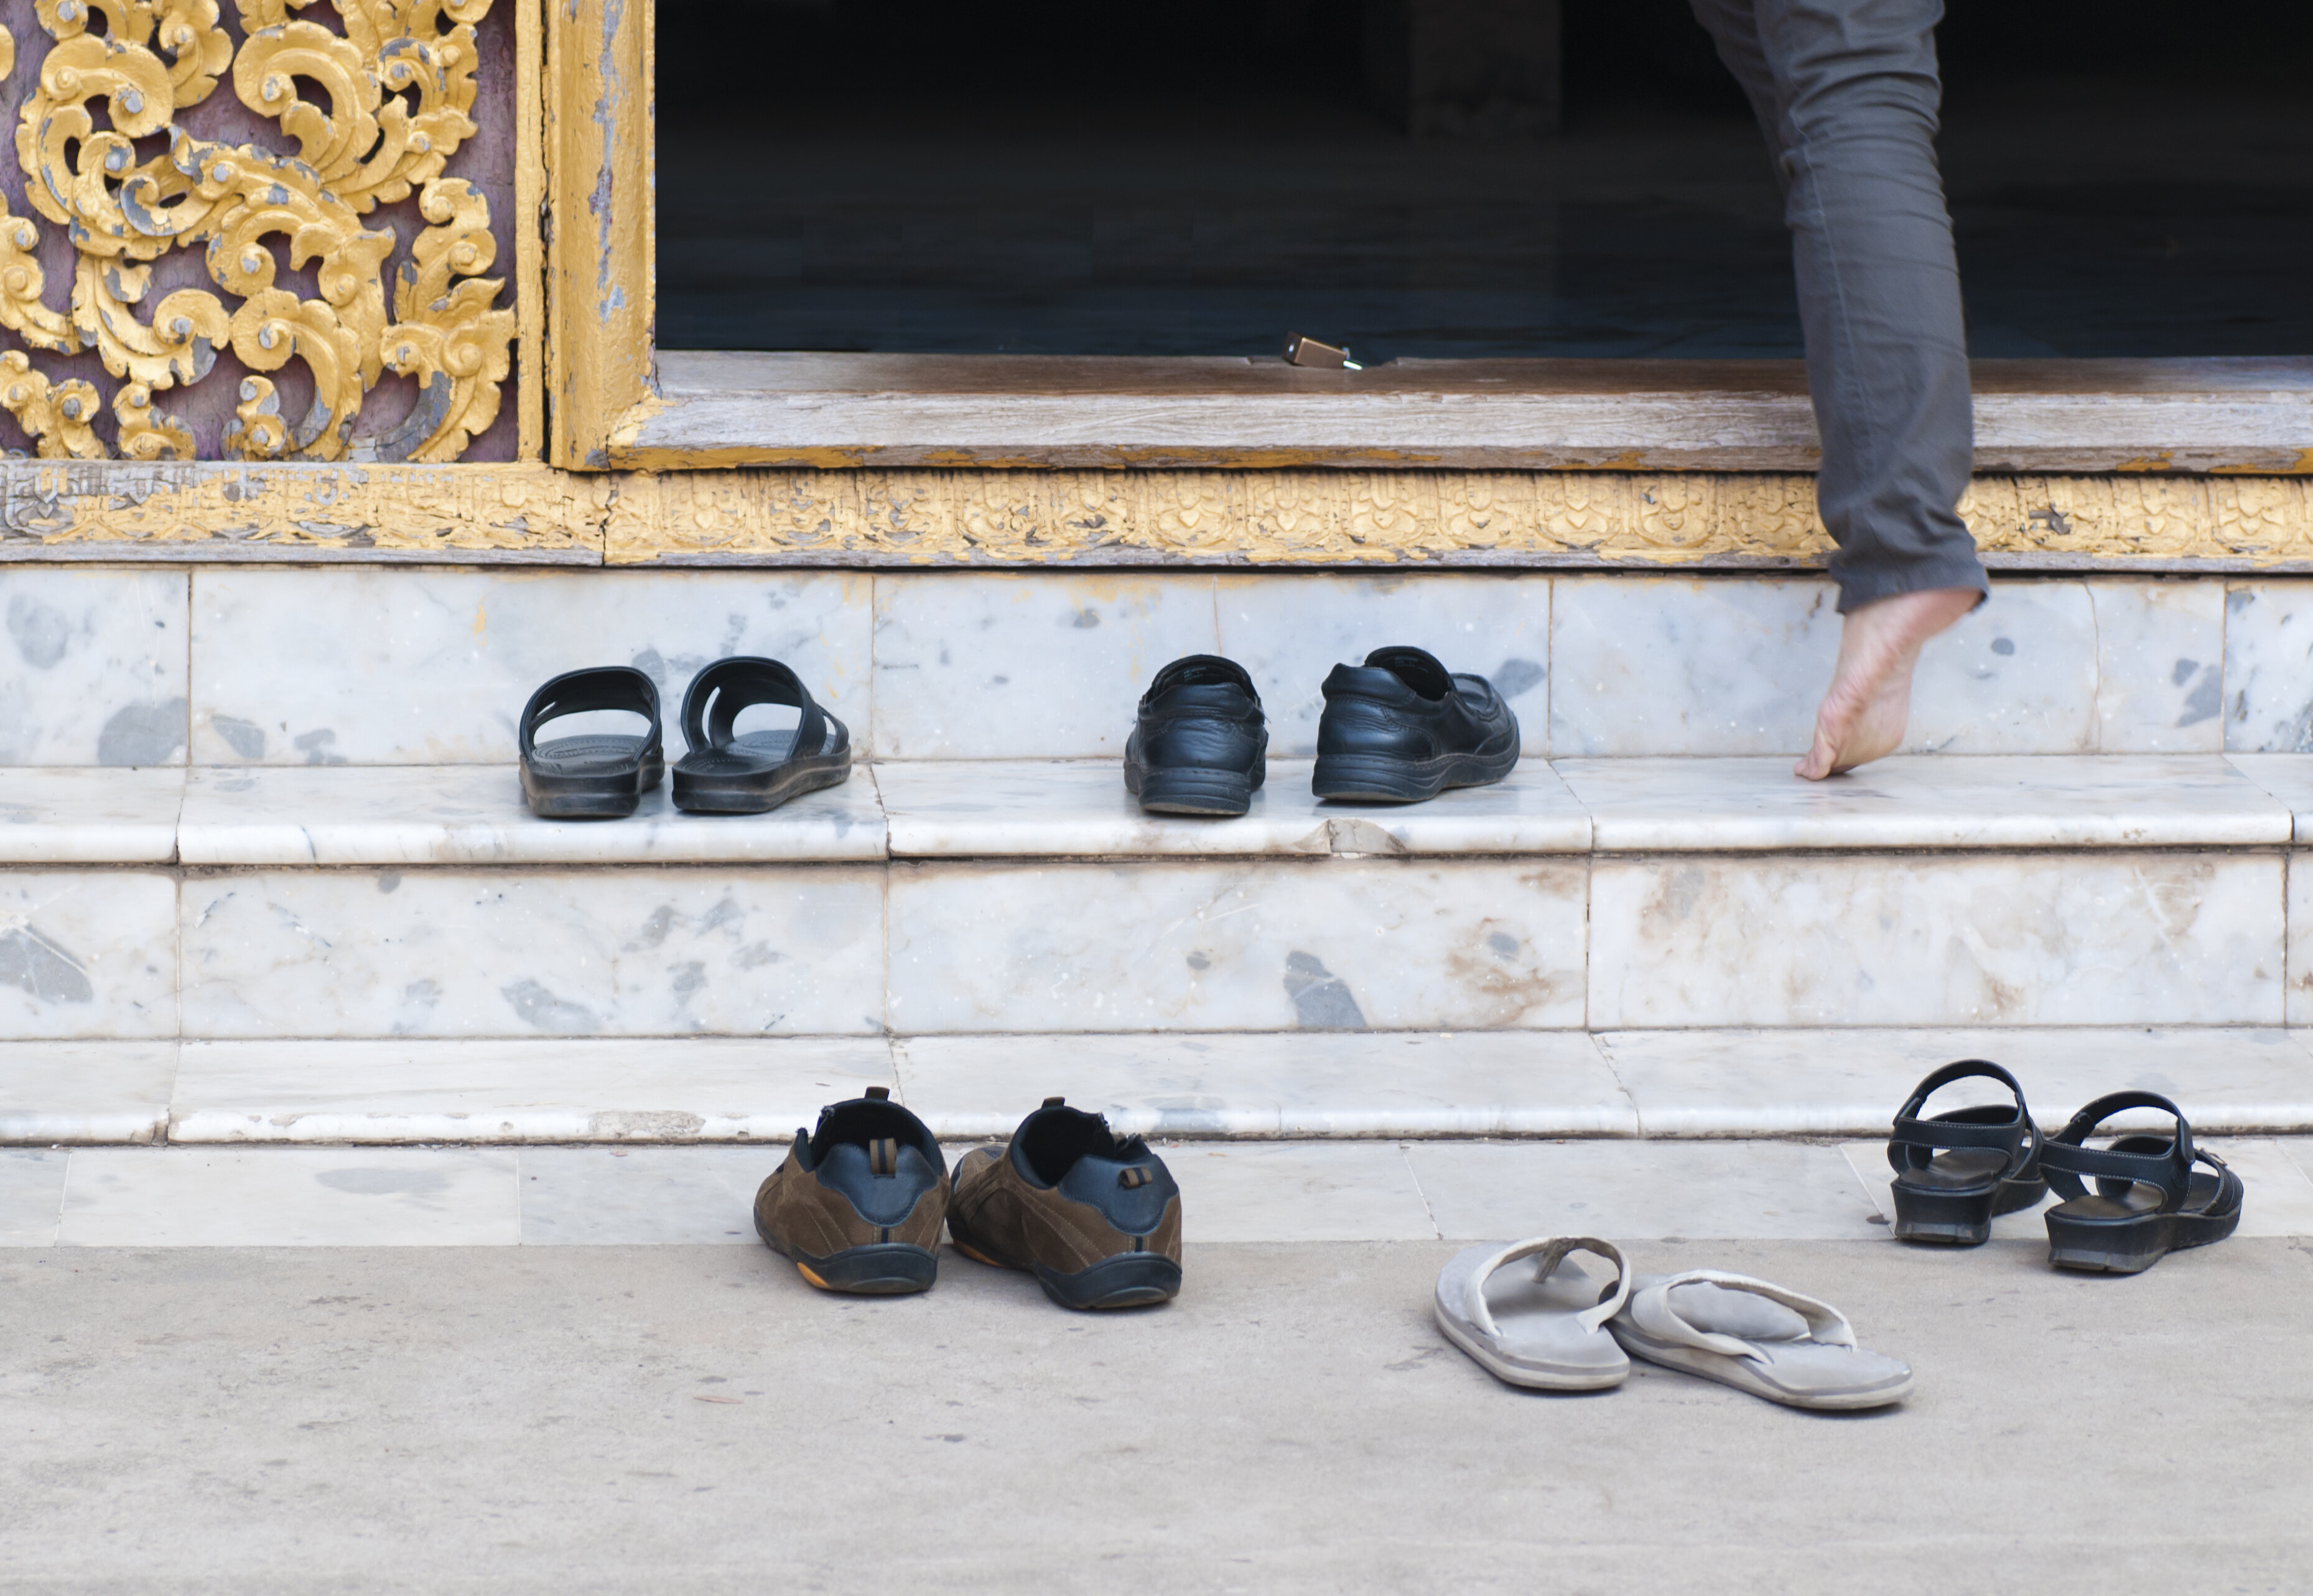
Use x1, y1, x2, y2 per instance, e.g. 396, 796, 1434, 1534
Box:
7, 1028, 2312, 1146
3, 753, 2311, 1039
9, 1135, 2313, 1246
18, 564, 2313, 771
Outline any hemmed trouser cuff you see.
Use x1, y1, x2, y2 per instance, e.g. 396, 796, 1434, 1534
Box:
1832, 550, 1990, 615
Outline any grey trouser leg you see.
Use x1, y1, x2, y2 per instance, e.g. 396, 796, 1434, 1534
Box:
1689, 0, 1986, 611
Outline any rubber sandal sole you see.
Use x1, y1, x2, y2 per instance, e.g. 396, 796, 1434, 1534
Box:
2046, 1204, 2243, 1274
672, 753, 850, 815
1310, 743, 1519, 803
1430, 1301, 1628, 1393
1613, 1324, 1915, 1411
1125, 757, 1258, 817
1890, 1171, 2049, 1246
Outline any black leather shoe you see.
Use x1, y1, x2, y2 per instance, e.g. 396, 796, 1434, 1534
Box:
1124, 655, 1268, 816
1313, 646, 1519, 802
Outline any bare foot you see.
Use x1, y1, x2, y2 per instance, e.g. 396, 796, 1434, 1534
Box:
1795, 587, 1980, 780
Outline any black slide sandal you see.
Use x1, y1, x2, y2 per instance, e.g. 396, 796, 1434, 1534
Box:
672, 656, 852, 814
2041, 1091, 2243, 1274
518, 666, 664, 819
1885, 1059, 2047, 1246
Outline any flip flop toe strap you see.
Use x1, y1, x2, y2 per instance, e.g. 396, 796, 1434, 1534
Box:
682, 657, 829, 758
1465, 1236, 1628, 1339
1626, 1269, 1856, 1360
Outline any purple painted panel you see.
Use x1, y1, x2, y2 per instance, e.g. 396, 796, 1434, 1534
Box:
0, 0, 518, 460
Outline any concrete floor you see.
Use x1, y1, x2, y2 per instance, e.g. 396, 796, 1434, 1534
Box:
4, 1237, 2306, 1593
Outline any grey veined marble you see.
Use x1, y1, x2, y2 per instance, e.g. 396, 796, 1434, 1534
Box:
187, 568, 873, 766
178, 867, 887, 1039
0, 871, 178, 1038
2223, 581, 2313, 753
887, 856, 1588, 1032
1590, 851, 2284, 1028
0, 570, 188, 766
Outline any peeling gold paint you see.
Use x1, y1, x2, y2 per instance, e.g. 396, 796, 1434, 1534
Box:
0, 462, 596, 556
6, 465, 2311, 570
545, 0, 654, 469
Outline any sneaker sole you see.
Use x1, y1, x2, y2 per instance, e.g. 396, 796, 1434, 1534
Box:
758, 1211, 938, 1294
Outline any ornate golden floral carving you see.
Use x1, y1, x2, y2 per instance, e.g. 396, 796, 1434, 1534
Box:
0, 0, 511, 460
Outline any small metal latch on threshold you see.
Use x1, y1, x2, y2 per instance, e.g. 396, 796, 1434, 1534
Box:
1282, 332, 1363, 371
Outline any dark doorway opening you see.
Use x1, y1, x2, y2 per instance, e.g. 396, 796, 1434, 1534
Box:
654, 0, 2313, 360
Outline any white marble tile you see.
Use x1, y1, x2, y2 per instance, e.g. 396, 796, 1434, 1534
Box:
1589, 853, 2284, 1028
2221, 580, 2313, 753
875, 758, 1586, 858
1212, 573, 1550, 756
888, 858, 1588, 1032
0, 766, 184, 863
0, 570, 188, 767
1602, 1028, 2313, 1138
893, 1031, 1632, 1140
2224, 754, 2313, 843
1549, 575, 1836, 756
179, 866, 886, 1038
1405, 1139, 1883, 1241
1906, 580, 2098, 755
519, 1145, 776, 1244
1548, 577, 2097, 756
177, 764, 886, 865
2090, 580, 2226, 753
170, 1037, 895, 1142
868, 572, 1219, 758
187, 569, 872, 765
0, 871, 178, 1039
0, 1149, 67, 1244
1155, 1141, 1438, 1243
1555, 754, 2287, 851
57, 1148, 520, 1245
2280, 1137, 2313, 1187
2287, 856, 2313, 1028
0, 1041, 175, 1143
0, 568, 188, 768
1838, 1136, 2313, 1239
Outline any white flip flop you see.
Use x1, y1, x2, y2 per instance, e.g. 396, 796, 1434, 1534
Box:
1608, 1269, 1913, 1411
1433, 1236, 1632, 1391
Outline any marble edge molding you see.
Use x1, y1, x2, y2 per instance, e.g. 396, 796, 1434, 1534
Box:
1, 466, 2308, 570
9, 757, 2313, 863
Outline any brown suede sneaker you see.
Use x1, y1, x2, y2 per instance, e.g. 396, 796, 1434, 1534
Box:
753, 1087, 949, 1294
947, 1097, 1183, 1310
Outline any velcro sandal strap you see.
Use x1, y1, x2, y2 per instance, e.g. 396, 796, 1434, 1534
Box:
681, 656, 827, 758
1626, 1269, 1857, 1361
1464, 1236, 1628, 1339
518, 665, 661, 758
2041, 1090, 2194, 1205
1887, 1059, 2032, 1172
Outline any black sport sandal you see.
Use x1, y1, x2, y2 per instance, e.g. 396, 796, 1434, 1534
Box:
671, 656, 852, 814
518, 665, 665, 819
1885, 1059, 2047, 1246
2039, 1091, 2243, 1274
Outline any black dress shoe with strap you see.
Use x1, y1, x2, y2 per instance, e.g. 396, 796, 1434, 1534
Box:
1124, 654, 1268, 817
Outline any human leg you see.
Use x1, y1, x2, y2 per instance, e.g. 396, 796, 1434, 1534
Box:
1697, 0, 1985, 776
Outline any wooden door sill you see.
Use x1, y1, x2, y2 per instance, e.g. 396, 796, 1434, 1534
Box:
611, 353, 2313, 475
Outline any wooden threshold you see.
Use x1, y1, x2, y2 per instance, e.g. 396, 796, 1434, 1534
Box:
614, 354, 2313, 475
